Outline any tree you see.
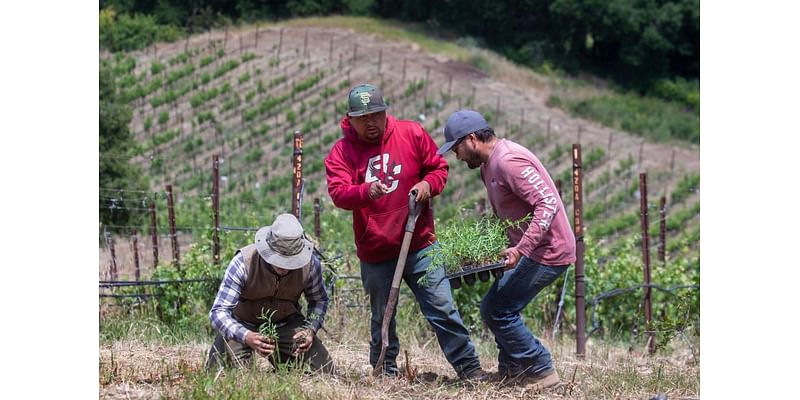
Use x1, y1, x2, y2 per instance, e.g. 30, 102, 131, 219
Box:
100, 62, 150, 230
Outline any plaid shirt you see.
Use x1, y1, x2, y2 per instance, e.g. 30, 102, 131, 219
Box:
209, 252, 328, 343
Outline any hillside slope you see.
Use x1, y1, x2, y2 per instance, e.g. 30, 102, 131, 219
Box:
99, 18, 699, 277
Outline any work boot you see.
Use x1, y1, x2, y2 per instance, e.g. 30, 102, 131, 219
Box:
458, 368, 495, 383
505, 368, 560, 390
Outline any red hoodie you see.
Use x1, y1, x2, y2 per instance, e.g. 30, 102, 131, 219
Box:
324, 114, 448, 263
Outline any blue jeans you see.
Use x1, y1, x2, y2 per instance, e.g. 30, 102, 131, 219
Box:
480, 256, 567, 377
360, 242, 481, 377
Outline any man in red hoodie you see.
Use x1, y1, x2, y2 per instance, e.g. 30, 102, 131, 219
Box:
325, 84, 485, 380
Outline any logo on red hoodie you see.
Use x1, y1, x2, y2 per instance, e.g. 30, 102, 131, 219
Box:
365, 153, 402, 193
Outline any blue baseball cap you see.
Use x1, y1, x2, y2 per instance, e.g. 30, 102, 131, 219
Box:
437, 109, 490, 154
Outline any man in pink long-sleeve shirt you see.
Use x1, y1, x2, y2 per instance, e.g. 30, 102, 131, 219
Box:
438, 110, 576, 390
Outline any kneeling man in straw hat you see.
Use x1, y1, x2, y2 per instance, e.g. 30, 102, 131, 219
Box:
206, 213, 334, 373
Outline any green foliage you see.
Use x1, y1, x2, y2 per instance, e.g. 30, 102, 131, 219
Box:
319, 86, 337, 98
670, 173, 700, 204
100, 61, 149, 230
245, 147, 264, 164
649, 78, 700, 113
258, 94, 290, 115
221, 95, 242, 112
166, 63, 195, 85
200, 55, 214, 68
566, 93, 699, 144
169, 51, 189, 65
403, 79, 423, 97
238, 71, 251, 85
150, 60, 165, 76
615, 154, 635, 176
150, 234, 223, 326
584, 147, 606, 170
150, 89, 177, 108
243, 107, 259, 122
196, 111, 216, 124
425, 215, 530, 284
286, 110, 297, 125
213, 59, 240, 79
322, 132, 338, 145
190, 86, 222, 108
292, 72, 325, 94
241, 52, 257, 63
149, 129, 179, 149
548, 142, 566, 165
99, 7, 181, 52
158, 111, 169, 125
258, 309, 280, 343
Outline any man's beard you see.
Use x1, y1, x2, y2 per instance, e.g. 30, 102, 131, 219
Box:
465, 153, 482, 169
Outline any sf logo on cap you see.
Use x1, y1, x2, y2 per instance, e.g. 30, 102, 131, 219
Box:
359, 92, 372, 106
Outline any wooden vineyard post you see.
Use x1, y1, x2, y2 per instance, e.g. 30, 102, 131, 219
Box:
106, 231, 117, 281
133, 230, 140, 281
292, 131, 304, 218
638, 140, 645, 172
448, 75, 452, 99
314, 198, 322, 243
572, 144, 586, 358
149, 200, 159, 268
659, 196, 667, 264
377, 49, 382, 75
212, 155, 220, 265
639, 173, 655, 354
303, 29, 309, 58
401, 58, 407, 85
670, 148, 677, 178
556, 179, 563, 200
424, 67, 430, 108
166, 184, 180, 269
328, 36, 334, 64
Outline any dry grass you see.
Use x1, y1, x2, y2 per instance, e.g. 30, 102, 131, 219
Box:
100, 303, 699, 400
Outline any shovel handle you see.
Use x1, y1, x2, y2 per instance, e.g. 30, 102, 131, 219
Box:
372, 191, 422, 377
405, 189, 422, 232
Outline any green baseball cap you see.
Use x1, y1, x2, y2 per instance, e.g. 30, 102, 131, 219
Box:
347, 84, 389, 117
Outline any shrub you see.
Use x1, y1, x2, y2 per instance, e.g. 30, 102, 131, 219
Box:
245, 147, 264, 164
567, 93, 699, 144
99, 8, 181, 52
150, 61, 165, 76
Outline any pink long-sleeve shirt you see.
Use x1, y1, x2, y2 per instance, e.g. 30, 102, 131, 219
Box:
480, 139, 576, 266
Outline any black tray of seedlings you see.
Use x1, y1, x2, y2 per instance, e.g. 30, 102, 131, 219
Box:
445, 261, 506, 289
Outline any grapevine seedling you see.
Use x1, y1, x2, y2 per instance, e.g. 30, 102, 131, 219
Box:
258, 308, 279, 358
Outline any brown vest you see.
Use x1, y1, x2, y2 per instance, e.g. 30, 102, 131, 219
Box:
232, 244, 310, 326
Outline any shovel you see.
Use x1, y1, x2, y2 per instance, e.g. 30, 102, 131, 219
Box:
372, 189, 422, 377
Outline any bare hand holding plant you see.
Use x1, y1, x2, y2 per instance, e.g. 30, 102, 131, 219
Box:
245, 331, 276, 357
292, 328, 314, 355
